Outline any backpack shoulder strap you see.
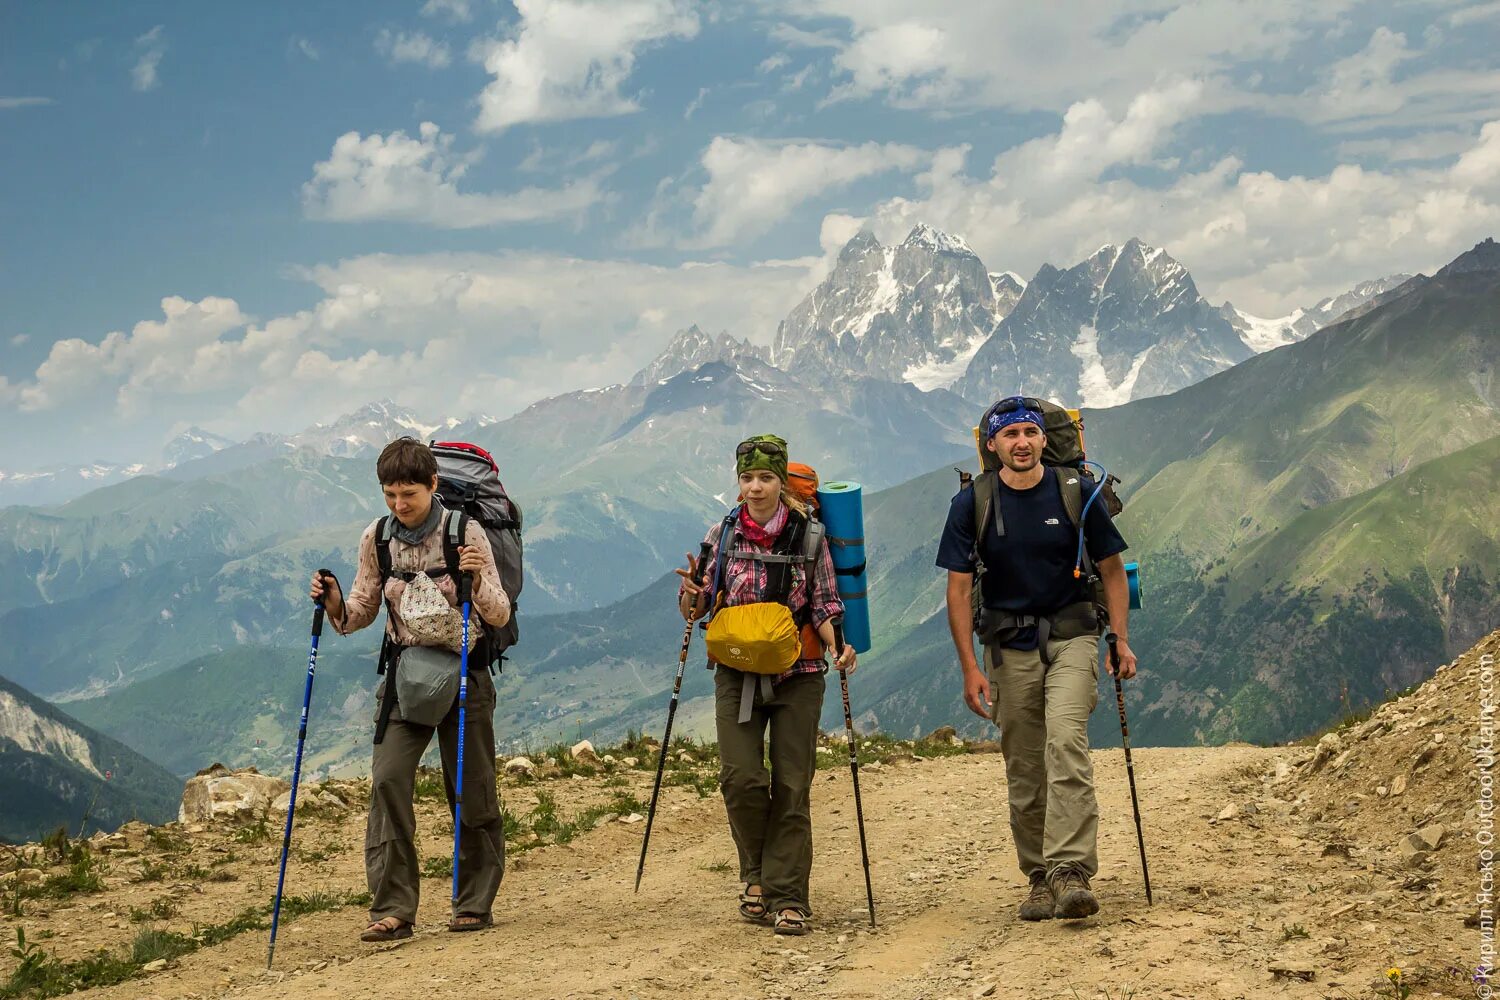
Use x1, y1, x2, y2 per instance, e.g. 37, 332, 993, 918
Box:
709, 512, 737, 611
442, 509, 468, 582
763, 512, 806, 607
801, 517, 825, 564
1054, 467, 1085, 530
970, 470, 1002, 574
375, 515, 395, 582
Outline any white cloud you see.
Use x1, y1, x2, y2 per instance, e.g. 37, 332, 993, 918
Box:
683, 86, 708, 119
1, 252, 825, 453
131, 25, 166, 92
375, 29, 452, 69
9, 334, 29, 346
758, 53, 790, 73
472, 0, 699, 132
686, 137, 931, 247
17, 296, 247, 414
302, 121, 607, 228
289, 36, 320, 61
850, 86, 1500, 314
787, 3, 1500, 135
421, 0, 473, 23
0, 96, 54, 109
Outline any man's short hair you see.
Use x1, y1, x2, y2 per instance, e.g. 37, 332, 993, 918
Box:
376, 437, 438, 486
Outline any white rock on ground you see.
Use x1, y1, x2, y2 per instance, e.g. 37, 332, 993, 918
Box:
179, 763, 289, 825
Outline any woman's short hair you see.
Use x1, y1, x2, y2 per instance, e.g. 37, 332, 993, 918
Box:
376, 437, 438, 486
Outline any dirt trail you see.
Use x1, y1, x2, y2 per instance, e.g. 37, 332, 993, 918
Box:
11, 736, 1475, 1000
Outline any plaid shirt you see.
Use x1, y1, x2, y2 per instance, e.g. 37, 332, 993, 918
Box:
682, 503, 844, 683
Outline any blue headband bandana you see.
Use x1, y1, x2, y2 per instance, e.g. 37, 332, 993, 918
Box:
986, 397, 1045, 438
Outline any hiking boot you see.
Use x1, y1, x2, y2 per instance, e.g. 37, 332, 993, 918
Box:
1018, 871, 1054, 921
1050, 869, 1100, 919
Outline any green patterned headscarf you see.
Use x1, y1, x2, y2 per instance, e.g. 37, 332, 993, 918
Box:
735, 434, 788, 482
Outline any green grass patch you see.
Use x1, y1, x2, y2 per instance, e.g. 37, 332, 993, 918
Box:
421, 856, 452, 880
231, 820, 270, 845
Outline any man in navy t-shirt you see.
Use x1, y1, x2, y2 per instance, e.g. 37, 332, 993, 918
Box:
936, 398, 1138, 922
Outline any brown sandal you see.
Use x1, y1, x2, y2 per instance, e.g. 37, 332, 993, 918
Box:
361, 917, 413, 942
773, 908, 810, 936
448, 913, 493, 932
738, 884, 768, 924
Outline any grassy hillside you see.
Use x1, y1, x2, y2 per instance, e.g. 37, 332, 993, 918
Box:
66, 644, 380, 779
1083, 267, 1500, 562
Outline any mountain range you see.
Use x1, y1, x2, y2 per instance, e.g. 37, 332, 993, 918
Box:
1, 230, 1492, 827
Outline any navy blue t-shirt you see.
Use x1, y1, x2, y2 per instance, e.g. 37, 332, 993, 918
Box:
935, 467, 1128, 646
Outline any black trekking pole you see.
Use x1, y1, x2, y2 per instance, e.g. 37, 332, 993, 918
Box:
1106, 631, 1152, 905
635, 542, 714, 892
451, 571, 474, 909
833, 618, 876, 927
267, 572, 330, 969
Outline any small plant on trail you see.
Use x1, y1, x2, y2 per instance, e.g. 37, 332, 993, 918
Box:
422, 856, 453, 880
1383, 967, 1412, 1000
135, 860, 168, 883
703, 861, 733, 874
144, 829, 187, 854
413, 768, 446, 802
232, 820, 270, 845
1280, 922, 1309, 941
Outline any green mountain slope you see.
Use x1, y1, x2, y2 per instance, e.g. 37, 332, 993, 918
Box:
1082, 266, 1500, 563
66, 645, 379, 779
0, 674, 181, 843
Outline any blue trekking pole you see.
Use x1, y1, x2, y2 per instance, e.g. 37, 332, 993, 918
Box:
451, 571, 473, 909
267, 571, 330, 969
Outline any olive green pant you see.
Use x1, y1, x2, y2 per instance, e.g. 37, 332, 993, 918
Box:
714, 667, 826, 916
366, 668, 505, 924
985, 635, 1101, 882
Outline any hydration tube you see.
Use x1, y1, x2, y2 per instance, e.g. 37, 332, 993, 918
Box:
1073, 460, 1109, 579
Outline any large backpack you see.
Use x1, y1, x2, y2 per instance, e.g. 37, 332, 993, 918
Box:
375, 441, 523, 675
956, 398, 1122, 635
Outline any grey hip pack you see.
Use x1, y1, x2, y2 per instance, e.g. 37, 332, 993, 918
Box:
391, 644, 463, 728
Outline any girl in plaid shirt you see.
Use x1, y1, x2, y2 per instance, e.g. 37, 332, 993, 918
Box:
676, 434, 855, 937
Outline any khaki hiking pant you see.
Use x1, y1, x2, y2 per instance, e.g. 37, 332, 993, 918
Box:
366, 668, 505, 924
714, 667, 825, 917
985, 635, 1101, 882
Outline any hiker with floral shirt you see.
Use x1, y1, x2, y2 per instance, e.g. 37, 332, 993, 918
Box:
311, 437, 511, 942
676, 434, 854, 936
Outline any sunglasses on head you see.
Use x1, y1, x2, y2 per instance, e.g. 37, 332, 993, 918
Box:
736, 440, 786, 458
985, 396, 1045, 424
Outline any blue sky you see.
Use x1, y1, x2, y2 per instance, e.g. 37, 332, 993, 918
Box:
2, 0, 1498, 467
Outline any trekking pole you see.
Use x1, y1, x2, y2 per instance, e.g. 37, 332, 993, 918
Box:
635, 542, 714, 892
452, 571, 473, 908
267, 572, 330, 969
834, 618, 876, 927
1106, 631, 1152, 905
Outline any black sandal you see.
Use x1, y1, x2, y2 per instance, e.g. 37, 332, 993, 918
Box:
738, 884, 768, 924
361, 917, 414, 942
448, 912, 493, 932
773, 908, 810, 936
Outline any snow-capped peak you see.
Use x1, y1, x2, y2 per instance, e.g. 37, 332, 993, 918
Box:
901, 223, 976, 256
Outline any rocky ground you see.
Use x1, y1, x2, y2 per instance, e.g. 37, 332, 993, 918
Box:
1, 631, 1492, 1000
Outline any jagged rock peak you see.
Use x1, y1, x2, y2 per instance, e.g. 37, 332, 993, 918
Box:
1437, 236, 1500, 276
838, 229, 883, 261
901, 223, 977, 256
631, 325, 764, 386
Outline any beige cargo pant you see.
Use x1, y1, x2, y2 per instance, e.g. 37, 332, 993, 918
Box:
714, 667, 826, 917
985, 635, 1101, 881
366, 668, 505, 924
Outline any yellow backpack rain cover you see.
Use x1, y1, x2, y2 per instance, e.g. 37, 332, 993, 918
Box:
705, 602, 802, 675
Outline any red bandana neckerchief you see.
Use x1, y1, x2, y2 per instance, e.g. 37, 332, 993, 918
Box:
737, 502, 787, 548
